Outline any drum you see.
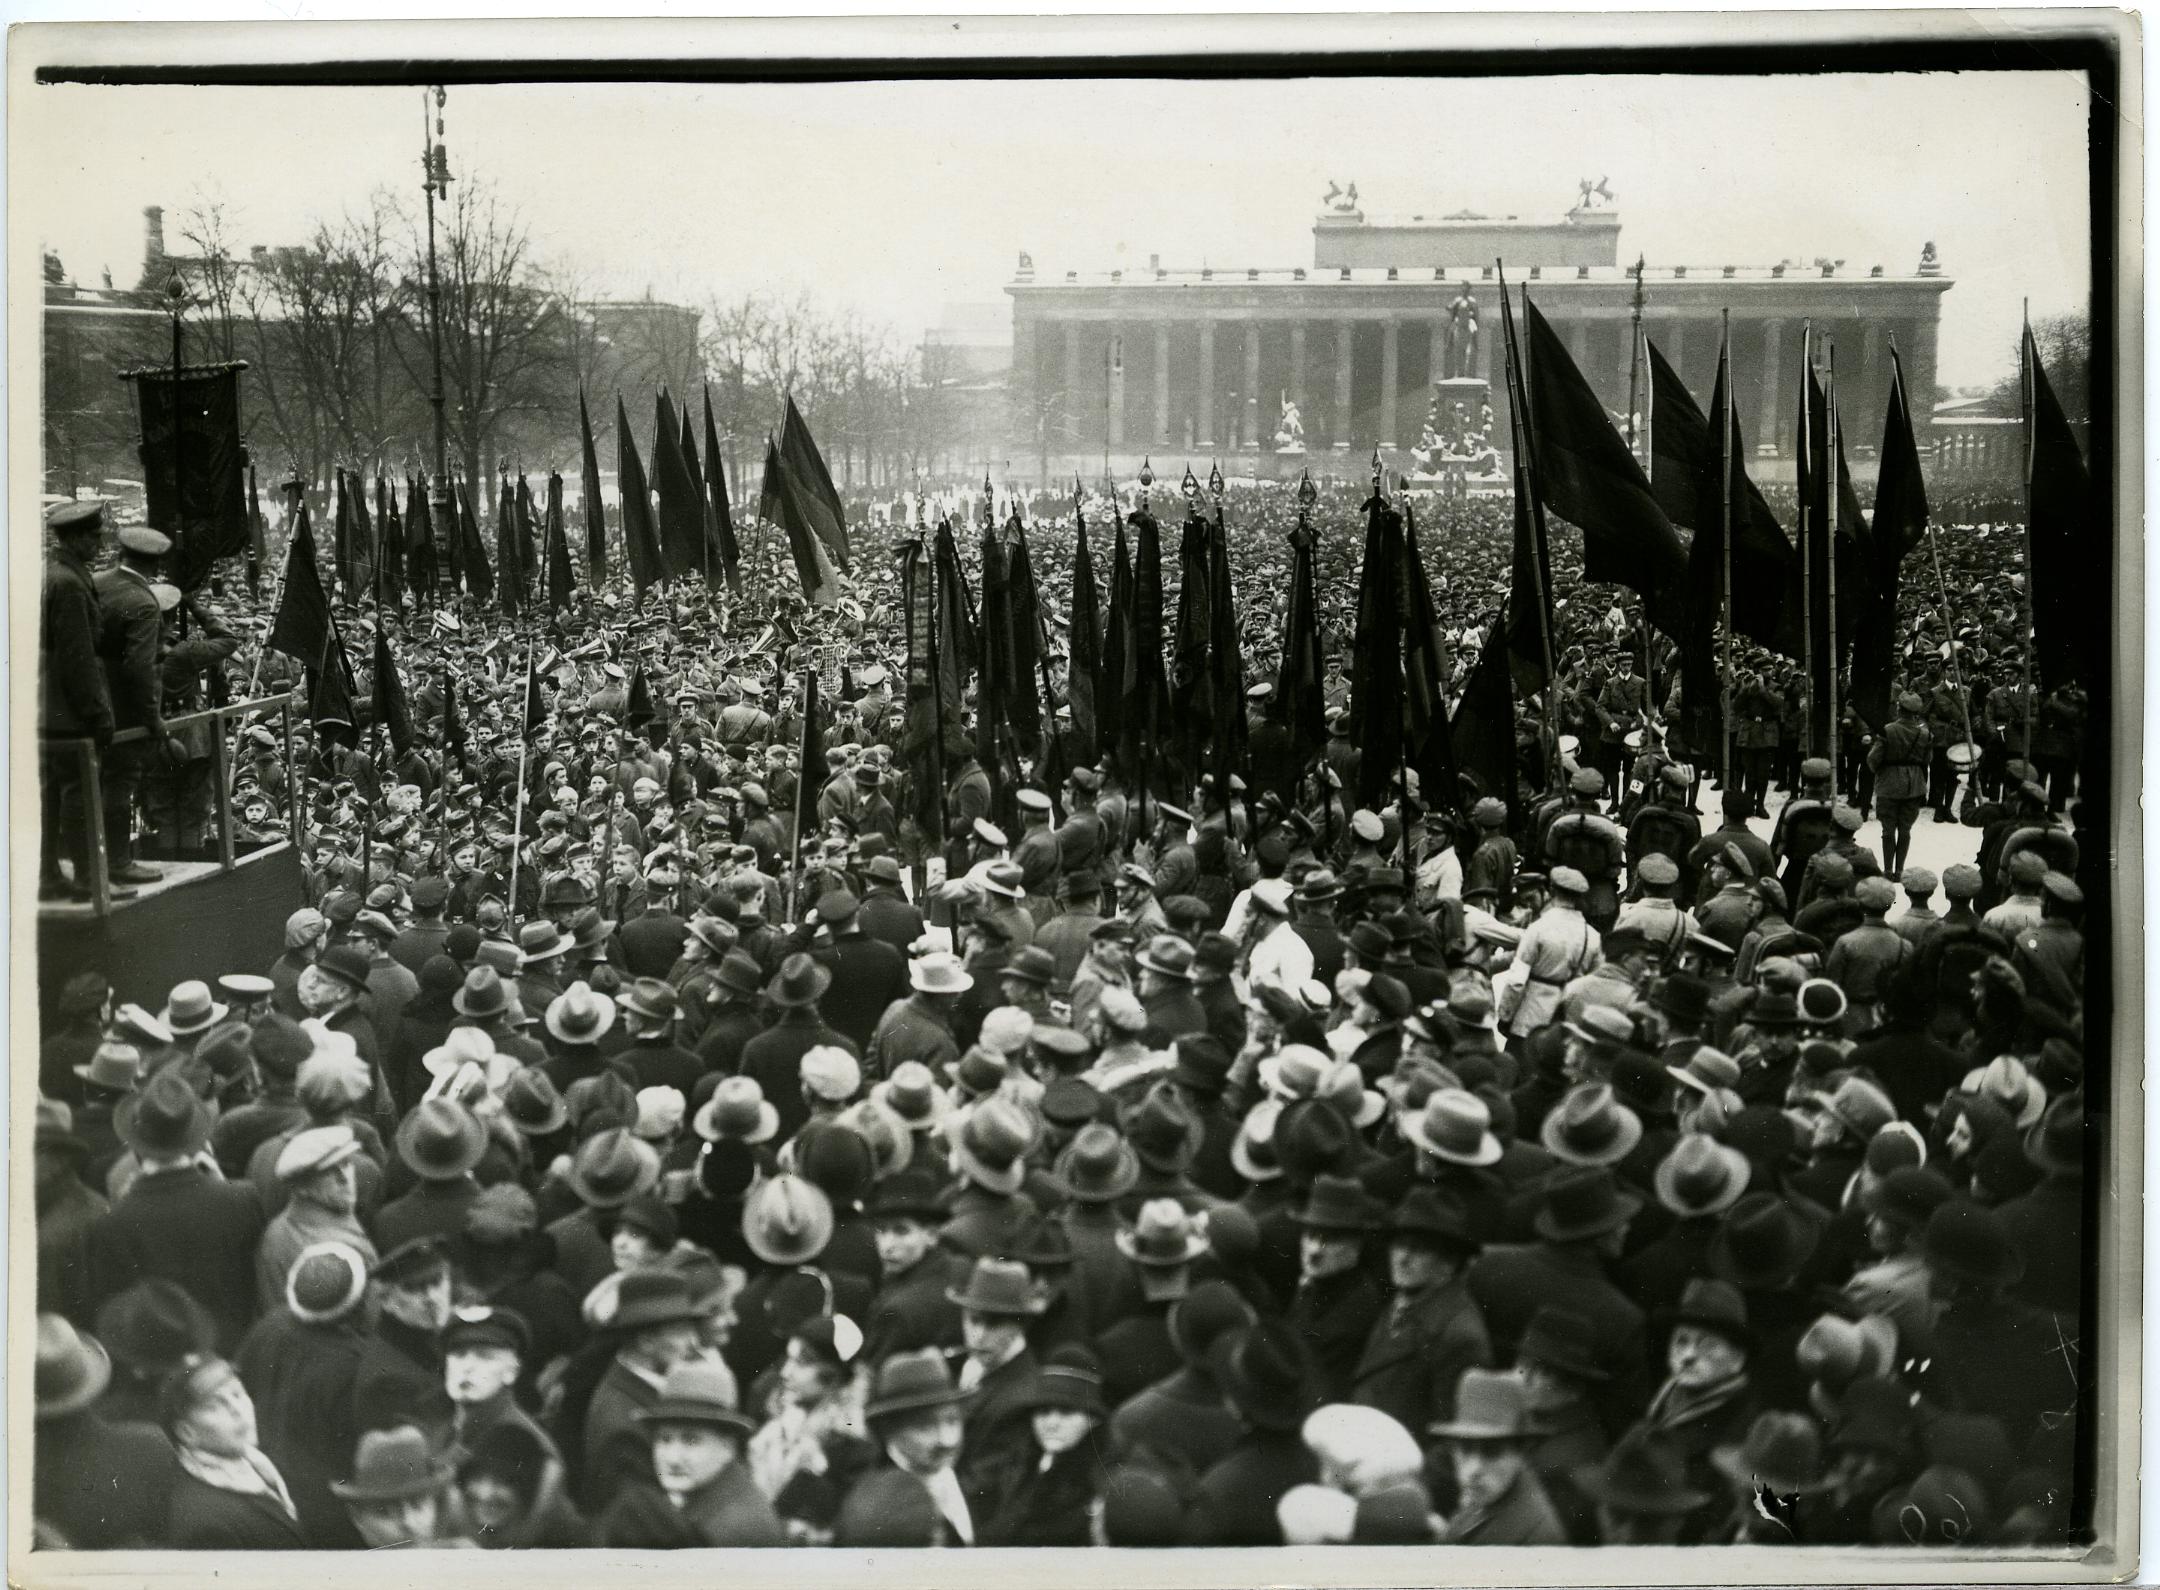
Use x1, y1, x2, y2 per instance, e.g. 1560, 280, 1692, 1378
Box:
1945, 741, 1983, 771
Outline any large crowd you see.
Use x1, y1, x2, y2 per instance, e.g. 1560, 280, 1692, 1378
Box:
33, 467, 2095, 1551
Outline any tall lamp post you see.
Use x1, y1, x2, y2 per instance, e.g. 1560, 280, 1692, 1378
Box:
422, 86, 453, 538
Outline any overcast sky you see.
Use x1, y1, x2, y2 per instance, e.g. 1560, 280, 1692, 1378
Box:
22, 69, 2090, 390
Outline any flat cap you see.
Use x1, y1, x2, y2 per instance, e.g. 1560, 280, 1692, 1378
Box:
118, 525, 173, 556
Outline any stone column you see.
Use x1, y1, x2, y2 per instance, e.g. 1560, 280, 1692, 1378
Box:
1759, 318, 1786, 454
1334, 320, 1354, 450
1063, 321, 1083, 447
1108, 326, 1127, 449
1154, 323, 1171, 447
1011, 314, 1038, 447
1429, 320, 1448, 384
1290, 322, 1308, 422
1860, 321, 1883, 422
1243, 323, 1261, 448
1380, 319, 1400, 449
1197, 320, 1217, 448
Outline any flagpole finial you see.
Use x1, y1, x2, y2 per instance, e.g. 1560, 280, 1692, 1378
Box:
1208, 461, 1224, 500
1180, 464, 1200, 505
1296, 466, 1317, 518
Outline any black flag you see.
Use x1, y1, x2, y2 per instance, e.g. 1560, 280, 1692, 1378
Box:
373, 625, 415, 757
579, 388, 609, 583
268, 502, 332, 666
125, 360, 248, 592
545, 471, 575, 613
1067, 502, 1103, 764
456, 479, 494, 604
1849, 348, 1931, 733
779, 394, 852, 571
704, 385, 741, 592
1349, 488, 1406, 809
2025, 325, 2095, 694
617, 395, 666, 600
653, 388, 706, 580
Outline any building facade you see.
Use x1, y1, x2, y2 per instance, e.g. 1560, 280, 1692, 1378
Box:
1005, 189, 1952, 478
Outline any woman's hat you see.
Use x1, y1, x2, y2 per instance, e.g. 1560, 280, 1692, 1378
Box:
1020, 1345, 1109, 1419
286, 1242, 370, 1325
636, 1357, 754, 1437
1920, 1198, 2026, 1289
115, 1069, 213, 1160
741, 1172, 835, 1266
1516, 1306, 1609, 1383
864, 1348, 967, 1422
331, 1426, 458, 1503
1115, 1198, 1210, 1266
565, 1127, 662, 1209
768, 953, 834, 1008
944, 1255, 1049, 1316
395, 1098, 488, 1182
35, 1313, 113, 1419
1533, 1166, 1644, 1244
1653, 1133, 1753, 1218
694, 1075, 781, 1145
1056, 1122, 1141, 1204
159, 980, 230, 1037
1429, 1368, 1536, 1442
1405, 1090, 1503, 1167
1571, 1428, 1713, 1516
544, 982, 616, 1046
1539, 1082, 1644, 1167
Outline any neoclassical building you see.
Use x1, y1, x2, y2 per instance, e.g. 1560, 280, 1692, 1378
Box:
1005, 188, 1952, 475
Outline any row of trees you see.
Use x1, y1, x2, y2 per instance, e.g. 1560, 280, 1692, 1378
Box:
75, 182, 990, 507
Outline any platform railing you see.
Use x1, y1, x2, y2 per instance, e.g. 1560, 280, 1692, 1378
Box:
48, 692, 301, 918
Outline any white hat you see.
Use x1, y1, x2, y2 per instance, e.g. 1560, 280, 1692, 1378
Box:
635, 1086, 687, 1140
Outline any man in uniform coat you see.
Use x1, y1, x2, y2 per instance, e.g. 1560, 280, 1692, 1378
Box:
944, 743, 993, 873
41, 501, 121, 898
1351, 1187, 1492, 1434
1867, 692, 1934, 880
93, 523, 180, 885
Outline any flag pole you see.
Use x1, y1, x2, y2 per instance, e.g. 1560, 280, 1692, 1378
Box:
1923, 522, 1980, 757
1824, 336, 1842, 794
1798, 320, 1815, 762
2019, 299, 2037, 767
1496, 260, 1558, 792
1719, 308, 1735, 796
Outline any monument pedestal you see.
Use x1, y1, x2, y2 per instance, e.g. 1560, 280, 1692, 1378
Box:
1262, 447, 1307, 482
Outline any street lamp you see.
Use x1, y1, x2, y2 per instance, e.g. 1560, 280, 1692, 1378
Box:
422, 86, 453, 536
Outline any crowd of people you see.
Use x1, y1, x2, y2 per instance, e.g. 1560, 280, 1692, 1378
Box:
33, 465, 2095, 1551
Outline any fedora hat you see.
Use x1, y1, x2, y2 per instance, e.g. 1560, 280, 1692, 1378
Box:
768, 953, 833, 1008
2025, 1092, 2083, 1175
452, 966, 511, 1019
865, 1348, 967, 1422
1711, 1411, 1822, 1495
687, 915, 737, 956
1671, 1277, 1752, 1348
1293, 1173, 1383, 1233
35, 1314, 113, 1419
871, 1060, 950, 1130
1115, 1198, 1210, 1266
908, 952, 973, 995
1572, 1429, 1713, 1516
1387, 1186, 1478, 1251
868, 1168, 951, 1223
1667, 1046, 1742, 1095
1313, 1059, 1387, 1130
115, 1069, 213, 1160
1562, 1005, 1636, 1049
1517, 1306, 1610, 1383
1168, 1279, 1257, 1368
313, 944, 373, 993
618, 977, 680, 1024
1710, 1192, 1823, 1289
1797, 1312, 1900, 1400
500, 1069, 569, 1136
1746, 990, 1803, 1028
516, 921, 570, 963
1257, 1043, 1332, 1102
598, 1270, 708, 1334
946, 1255, 1049, 1316
979, 860, 1025, 899
569, 908, 617, 951
1920, 1198, 2025, 1289
95, 1279, 214, 1375
545, 981, 617, 1046
1002, 945, 1056, 987
159, 980, 230, 1037
1648, 973, 1712, 1027
1654, 1133, 1753, 1218
566, 1128, 662, 1209
1405, 1090, 1503, 1167
1429, 1368, 1536, 1442
954, 1098, 1035, 1195
1135, 935, 1197, 981
1216, 1320, 1316, 1432
1122, 1087, 1203, 1175
1533, 1166, 1644, 1244
1230, 1098, 1286, 1183
742, 1173, 836, 1266
35, 1098, 86, 1158
709, 950, 763, 1000
1540, 1082, 1644, 1167
1056, 1122, 1141, 1204
332, 1426, 458, 1504
694, 1076, 780, 1145
395, 1098, 488, 1182
636, 1357, 754, 1437
74, 1040, 143, 1095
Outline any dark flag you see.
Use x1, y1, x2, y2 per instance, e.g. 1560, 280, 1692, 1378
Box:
616, 395, 666, 600
2025, 325, 2094, 694
123, 359, 248, 592
678, 401, 709, 587
760, 435, 842, 605
310, 622, 359, 748
333, 470, 355, 596
976, 518, 1010, 778
268, 502, 332, 666
795, 669, 826, 854
1522, 295, 1691, 641
1450, 605, 1521, 813
653, 389, 707, 580
579, 388, 609, 583
1067, 501, 1103, 762
521, 650, 546, 739
1797, 354, 1874, 749
372, 625, 415, 757
932, 517, 977, 720
1205, 508, 1247, 808
1501, 307, 1558, 701
545, 471, 575, 613
1274, 515, 1327, 782
625, 659, 656, 732
779, 394, 852, 571
456, 479, 495, 604
704, 385, 741, 592
1402, 501, 1460, 813
377, 476, 404, 606
245, 464, 265, 602
515, 474, 539, 597
1000, 514, 1046, 758
1349, 488, 1407, 809
441, 671, 467, 775
899, 535, 948, 833
1098, 515, 1133, 764
1170, 504, 1215, 788
1849, 348, 1931, 733
1120, 504, 1172, 792
1646, 338, 1800, 656
494, 476, 521, 619
350, 470, 376, 599
407, 475, 438, 604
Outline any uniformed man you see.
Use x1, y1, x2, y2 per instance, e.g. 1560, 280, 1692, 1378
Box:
1733, 669, 1782, 819
1594, 653, 1649, 795
1866, 692, 1933, 880
1542, 771, 1626, 935
39, 501, 117, 899
148, 588, 241, 857
94, 523, 184, 885
1769, 757, 1838, 906
1982, 662, 2036, 802
1011, 788, 1062, 924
